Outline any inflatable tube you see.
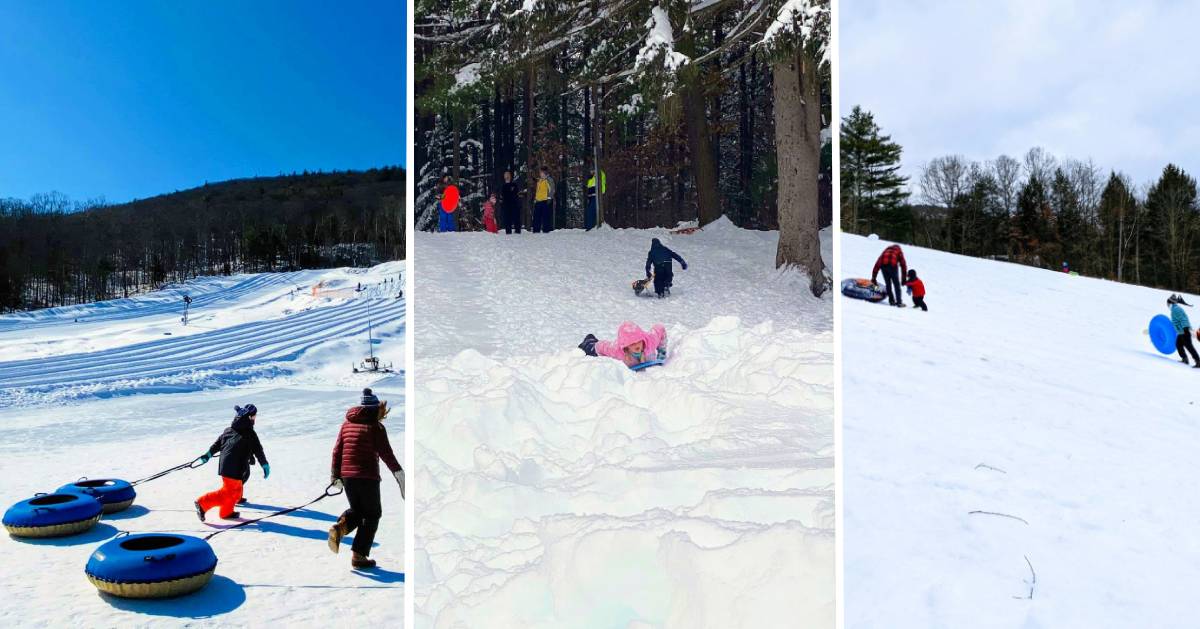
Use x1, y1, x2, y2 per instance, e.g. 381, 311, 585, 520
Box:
1149, 314, 1177, 355
86, 534, 217, 598
3, 493, 103, 538
841, 278, 887, 302
58, 479, 136, 514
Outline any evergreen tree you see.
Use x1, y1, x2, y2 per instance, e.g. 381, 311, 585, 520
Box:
1012, 174, 1048, 263
1144, 164, 1199, 289
840, 105, 908, 235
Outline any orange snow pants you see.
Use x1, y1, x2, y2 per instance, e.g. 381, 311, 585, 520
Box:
197, 476, 244, 518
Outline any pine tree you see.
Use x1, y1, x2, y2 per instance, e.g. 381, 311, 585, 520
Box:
1012, 174, 1048, 264
1144, 164, 1199, 289
840, 105, 908, 235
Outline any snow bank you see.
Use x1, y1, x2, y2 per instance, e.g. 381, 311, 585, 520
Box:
415, 225, 833, 627
843, 233, 1200, 627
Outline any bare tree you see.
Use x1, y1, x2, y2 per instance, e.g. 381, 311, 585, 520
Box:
919, 155, 971, 208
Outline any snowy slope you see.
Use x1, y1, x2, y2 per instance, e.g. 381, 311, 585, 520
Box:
842, 234, 1200, 628
0, 264, 406, 628
415, 222, 834, 628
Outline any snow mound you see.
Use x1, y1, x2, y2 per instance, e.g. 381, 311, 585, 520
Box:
843, 233, 1200, 627
416, 216, 834, 628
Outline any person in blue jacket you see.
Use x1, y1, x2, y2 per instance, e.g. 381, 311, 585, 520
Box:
1168, 294, 1200, 367
645, 238, 687, 298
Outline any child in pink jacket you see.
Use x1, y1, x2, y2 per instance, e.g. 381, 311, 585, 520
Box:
579, 321, 667, 366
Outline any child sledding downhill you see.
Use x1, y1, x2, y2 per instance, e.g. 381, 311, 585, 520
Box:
579, 322, 668, 368
194, 404, 269, 522
1168, 294, 1200, 368
328, 388, 404, 569
645, 238, 687, 298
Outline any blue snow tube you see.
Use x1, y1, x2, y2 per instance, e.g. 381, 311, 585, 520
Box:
841, 278, 887, 302
58, 479, 136, 514
86, 533, 217, 598
1149, 314, 1177, 354
3, 492, 103, 538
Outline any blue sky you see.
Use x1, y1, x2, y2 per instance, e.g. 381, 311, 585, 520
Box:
0, 0, 405, 204
842, 0, 1200, 189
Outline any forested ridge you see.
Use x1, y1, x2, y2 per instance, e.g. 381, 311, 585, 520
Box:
0, 167, 405, 312
843, 105, 1200, 294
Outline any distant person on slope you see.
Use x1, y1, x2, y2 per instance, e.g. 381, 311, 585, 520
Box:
483, 193, 499, 233
645, 238, 687, 298
1168, 294, 1200, 367
871, 244, 908, 307
328, 388, 404, 569
194, 404, 269, 522
438, 175, 458, 233
578, 321, 668, 367
501, 170, 522, 234
904, 270, 927, 312
533, 166, 554, 233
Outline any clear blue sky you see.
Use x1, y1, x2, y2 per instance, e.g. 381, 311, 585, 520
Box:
0, 0, 405, 204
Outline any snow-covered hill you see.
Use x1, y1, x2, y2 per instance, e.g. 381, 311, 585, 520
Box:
415, 221, 834, 628
0, 263, 406, 628
842, 234, 1200, 628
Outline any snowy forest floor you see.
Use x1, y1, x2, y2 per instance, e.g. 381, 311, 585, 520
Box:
843, 234, 1200, 628
0, 263, 406, 628
414, 220, 834, 628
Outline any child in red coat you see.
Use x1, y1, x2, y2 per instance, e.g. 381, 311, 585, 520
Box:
904, 270, 927, 311
483, 194, 499, 233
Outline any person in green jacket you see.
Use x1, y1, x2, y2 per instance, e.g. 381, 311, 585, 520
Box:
1168, 294, 1200, 367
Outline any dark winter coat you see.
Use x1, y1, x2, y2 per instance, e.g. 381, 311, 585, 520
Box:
331, 406, 402, 481
872, 245, 908, 281
645, 238, 686, 277
501, 181, 522, 212
207, 416, 268, 481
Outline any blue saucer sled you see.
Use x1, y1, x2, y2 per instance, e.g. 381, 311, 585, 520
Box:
2, 493, 103, 538
86, 534, 218, 598
1149, 314, 1177, 355
630, 359, 665, 371
58, 479, 137, 514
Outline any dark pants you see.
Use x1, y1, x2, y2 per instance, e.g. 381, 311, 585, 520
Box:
585, 196, 597, 230
881, 265, 903, 305
533, 200, 552, 233
504, 204, 522, 234
653, 262, 674, 297
341, 478, 382, 556
913, 296, 928, 311
1177, 330, 1200, 364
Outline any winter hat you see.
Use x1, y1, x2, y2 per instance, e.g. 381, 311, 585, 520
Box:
235, 404, 257, 419
360, 388, 380, 407
907, 269, 918, 280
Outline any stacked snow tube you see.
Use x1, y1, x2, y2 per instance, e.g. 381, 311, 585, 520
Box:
58, 479, 137, 514
86, 534, 217, 598
841, 278, 887, 302
3, 493, 103, 538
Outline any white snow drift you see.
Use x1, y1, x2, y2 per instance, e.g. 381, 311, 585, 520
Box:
415, 221, 834, 628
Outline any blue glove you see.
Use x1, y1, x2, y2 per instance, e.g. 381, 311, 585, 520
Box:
262, 463, 271, 479
681, 262, 688, 270
657, 346, 667, 360
199, 452, 211, 464
906, 286, 913, 295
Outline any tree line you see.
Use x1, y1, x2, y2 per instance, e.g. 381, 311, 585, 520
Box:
416, 0, 832, 295
0, 167, 405, 312
842, 105, 1200, 293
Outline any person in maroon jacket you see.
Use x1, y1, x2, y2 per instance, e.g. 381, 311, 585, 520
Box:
327, 388, 404, 569
871, 244, 909, 307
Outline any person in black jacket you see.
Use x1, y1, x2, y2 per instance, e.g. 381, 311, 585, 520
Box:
501, 170, 522, 234
193, 404, 269, 521
645, 238, 687, 298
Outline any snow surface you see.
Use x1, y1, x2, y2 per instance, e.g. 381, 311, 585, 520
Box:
843, 233, 1200, 627
0, 263, 406, 627
415, 220, 834, 628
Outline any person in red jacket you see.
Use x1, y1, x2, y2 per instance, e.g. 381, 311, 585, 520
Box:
327, 388, 404, 569
904, 269, 927, 311
871, 244, 908, 307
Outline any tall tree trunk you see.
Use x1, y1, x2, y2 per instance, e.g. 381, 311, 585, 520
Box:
672, 9, 721, 226
773, 48, 826, 296
523, 65, 536, 228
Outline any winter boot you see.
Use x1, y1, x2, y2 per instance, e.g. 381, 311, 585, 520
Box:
328, 515, 349, 554
351, 552, 376, 569
194, 500, 206, 523
224, 511, 241, 520
237, 497, 248, 505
